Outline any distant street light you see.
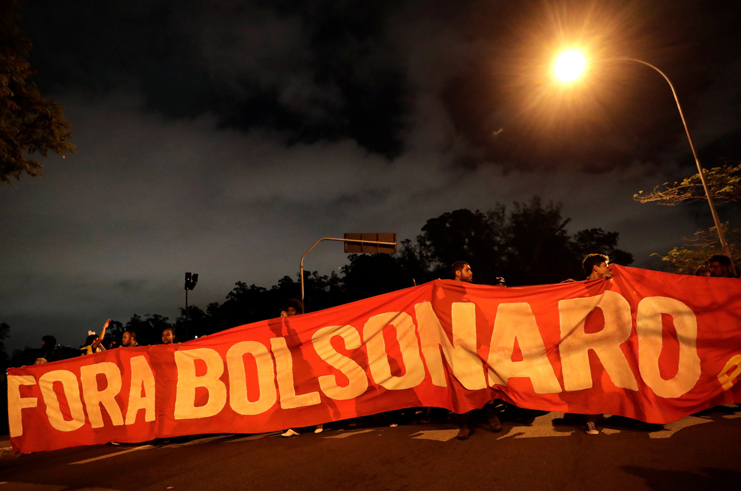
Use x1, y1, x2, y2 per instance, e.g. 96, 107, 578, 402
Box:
552, 50, 735, 274
184, 272, 198, 341
300, 233, 397, 308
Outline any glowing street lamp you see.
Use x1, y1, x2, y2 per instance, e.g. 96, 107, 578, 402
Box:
554, 50, 586, 82
552, 50, 735, 273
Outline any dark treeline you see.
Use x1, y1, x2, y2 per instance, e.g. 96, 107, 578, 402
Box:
7, 197, 632, 366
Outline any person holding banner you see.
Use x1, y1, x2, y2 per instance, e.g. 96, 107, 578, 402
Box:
450, 261, 503, 440
708, 255, 738, 278
161, 327, 178, 344
41, 335, 62, 362
278, 299, 326, 437
121, 328, 139, 348
80, 319, 110, 355
582, 253, 612, 435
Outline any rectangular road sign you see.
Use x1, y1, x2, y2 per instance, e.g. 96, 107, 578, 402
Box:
344, 233, 397, 253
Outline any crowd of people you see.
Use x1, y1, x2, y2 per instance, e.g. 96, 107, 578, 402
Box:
29, 252, 737, 439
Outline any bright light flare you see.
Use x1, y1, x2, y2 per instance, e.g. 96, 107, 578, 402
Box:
554, 50, 587, 82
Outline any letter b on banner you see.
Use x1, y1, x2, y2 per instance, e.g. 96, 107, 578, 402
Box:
174, 349, 227, 419
226, 341, 277, 415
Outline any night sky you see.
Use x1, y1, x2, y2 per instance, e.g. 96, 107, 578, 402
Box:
2, 0, 740, 352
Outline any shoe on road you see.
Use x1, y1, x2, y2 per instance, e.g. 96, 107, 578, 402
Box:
456, 427, 471, 440
314, 424, 324, 434
586, 422, 599, 435
282, 429, 299, 437
488, 414, 503, 433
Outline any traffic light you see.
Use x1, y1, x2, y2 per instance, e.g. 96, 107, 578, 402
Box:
184, 272, 198, 290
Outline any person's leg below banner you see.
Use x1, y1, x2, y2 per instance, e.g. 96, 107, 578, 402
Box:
456, 411, 474, 440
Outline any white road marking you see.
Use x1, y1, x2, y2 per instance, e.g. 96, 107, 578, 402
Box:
324, 429, 374, 439
499, 412, 574, 439
409, 429, 459, 442
70, 445, 153, 464
226, 432, 282, 443
648, 416, 712, 439
720, 404, 741, 419
178, 435, 233, 446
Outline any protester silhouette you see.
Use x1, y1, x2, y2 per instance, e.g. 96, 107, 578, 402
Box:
41, 335, 62, 362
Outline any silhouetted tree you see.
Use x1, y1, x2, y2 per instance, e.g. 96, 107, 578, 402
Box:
0, 322, 10, 369
571, 228, 634, 270
10, 346, 37, 367
302, 271, 343, 312
395, 238, 433, 285
634, 163, 741, 205
175, 306, 210, 341
0, 0, 74, 184
417, 198, 632, 286
106, 320, 124, 342
341, 253, 411, 302
417, 207, 507, 283
655, 224, 741, 274
501, 198, 574, 284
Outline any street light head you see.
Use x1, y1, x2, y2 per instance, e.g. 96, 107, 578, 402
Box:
554, 49, 587, 82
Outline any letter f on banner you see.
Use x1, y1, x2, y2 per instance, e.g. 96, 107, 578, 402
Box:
8, 375, 37, 438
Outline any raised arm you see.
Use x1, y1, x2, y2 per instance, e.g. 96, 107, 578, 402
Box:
91, 319, 111, 351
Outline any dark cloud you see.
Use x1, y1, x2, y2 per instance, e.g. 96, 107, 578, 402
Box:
22, 0, 741, 168
23, 0, 409, 156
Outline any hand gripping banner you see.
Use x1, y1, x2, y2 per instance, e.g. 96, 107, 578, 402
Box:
7, 266, 741, 453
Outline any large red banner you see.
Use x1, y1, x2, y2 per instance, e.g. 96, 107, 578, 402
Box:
7, 266, 741, 453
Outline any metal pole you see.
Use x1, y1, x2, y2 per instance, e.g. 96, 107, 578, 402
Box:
300, 237, 398, 306
617, 58, 736, 275
185, 288, 189, 341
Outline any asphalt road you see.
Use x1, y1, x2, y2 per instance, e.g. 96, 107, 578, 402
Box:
2, 405, 740, 491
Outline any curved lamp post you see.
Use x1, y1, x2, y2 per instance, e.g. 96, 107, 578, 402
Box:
553, 51, 735, 273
